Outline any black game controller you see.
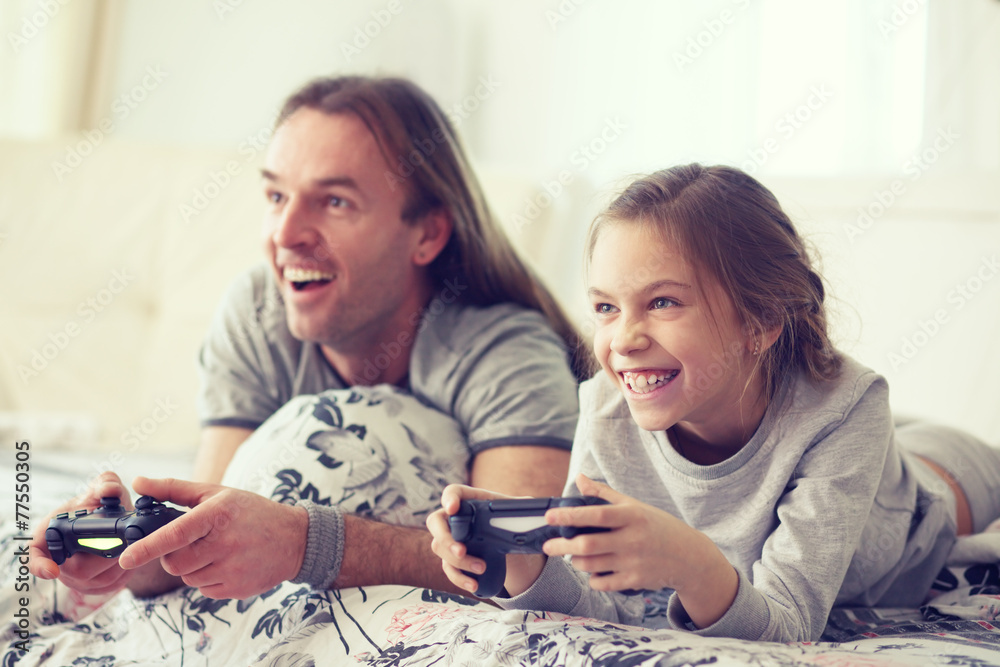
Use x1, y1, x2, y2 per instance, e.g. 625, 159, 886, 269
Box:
45, 495, 184, 565
448, 496, 610, 598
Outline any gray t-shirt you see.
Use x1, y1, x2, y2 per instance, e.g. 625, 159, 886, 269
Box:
197, 264, 579, 455
499, 355, 963, 642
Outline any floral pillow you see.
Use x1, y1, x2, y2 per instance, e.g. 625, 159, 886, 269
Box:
221, 384, 469, 527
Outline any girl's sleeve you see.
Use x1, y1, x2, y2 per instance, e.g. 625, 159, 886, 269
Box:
665, 374, 895, 641
497, 545, 648, 624
492, 377, 648, 626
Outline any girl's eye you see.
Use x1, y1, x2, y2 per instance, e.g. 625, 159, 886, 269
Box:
594, 303, 618, 315
266, 191, 283, 204
651, 297, 678, 309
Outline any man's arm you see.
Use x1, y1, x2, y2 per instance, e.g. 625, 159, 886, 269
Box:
468, 445, 570, 497
193, 425, 254, 483
330, 445, 570, 590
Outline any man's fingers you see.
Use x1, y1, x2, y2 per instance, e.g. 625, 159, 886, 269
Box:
92, 473, 130, 506
27, 543, 59, 579
132, 476, 215, 509
160, 539, 215, 578
118, 511, 211, 570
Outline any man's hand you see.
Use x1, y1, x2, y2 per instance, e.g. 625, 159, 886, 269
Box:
543, 474, 739, 628
426, 484, 546, 597
118, 476, 308, 600
28, 472, 136, 597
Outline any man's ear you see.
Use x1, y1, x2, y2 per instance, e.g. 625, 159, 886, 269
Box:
412, 208, 453, 267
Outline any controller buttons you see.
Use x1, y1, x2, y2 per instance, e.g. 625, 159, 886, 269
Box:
75, 509, 89, 517
55, 512, 69, 519
135, 496, 154, 510
100, 497, 121, 508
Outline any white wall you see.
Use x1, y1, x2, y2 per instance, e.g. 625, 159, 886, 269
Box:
1, 0, 998, 446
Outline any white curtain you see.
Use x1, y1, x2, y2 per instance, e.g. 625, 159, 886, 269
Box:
923, 0, 1000, 173
2, 0, 996, 182
466, 0, 998, 187
0, 0, 123, 138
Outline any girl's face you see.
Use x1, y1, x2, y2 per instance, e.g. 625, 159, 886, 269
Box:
588, 222, 765, 453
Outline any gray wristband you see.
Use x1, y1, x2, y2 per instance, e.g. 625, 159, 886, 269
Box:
290, 501, 345, 589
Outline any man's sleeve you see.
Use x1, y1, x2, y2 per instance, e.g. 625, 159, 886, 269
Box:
414, 305, 580, 455
196, 267, 286, 430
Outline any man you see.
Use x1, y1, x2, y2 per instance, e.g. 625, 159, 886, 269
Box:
30, 76, 586, 600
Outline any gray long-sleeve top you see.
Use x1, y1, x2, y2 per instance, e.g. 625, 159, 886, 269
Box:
497, 355, 961, 642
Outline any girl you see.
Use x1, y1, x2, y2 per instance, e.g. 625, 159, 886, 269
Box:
427, 164, 1000, 643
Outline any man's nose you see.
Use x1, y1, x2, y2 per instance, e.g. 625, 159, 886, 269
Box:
270, 197, 315, 248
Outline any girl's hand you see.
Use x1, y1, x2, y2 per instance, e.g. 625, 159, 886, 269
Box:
543, 473, 738, 627
426, 485, 546, 597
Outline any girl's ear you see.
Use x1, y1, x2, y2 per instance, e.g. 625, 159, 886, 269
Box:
412, 208, 453, 266
747, 323, 782, 356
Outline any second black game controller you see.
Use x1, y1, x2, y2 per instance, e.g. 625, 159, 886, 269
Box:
45, 495, 184, 565
448, 496, 610, 598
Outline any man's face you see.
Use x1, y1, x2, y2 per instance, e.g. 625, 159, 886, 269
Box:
261, 109, 429, 350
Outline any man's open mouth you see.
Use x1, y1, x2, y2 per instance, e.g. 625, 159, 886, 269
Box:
284, 267, 335, 292
621, 370, 680, 394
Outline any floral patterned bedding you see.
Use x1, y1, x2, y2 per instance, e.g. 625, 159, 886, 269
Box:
4, 385, 1000, 666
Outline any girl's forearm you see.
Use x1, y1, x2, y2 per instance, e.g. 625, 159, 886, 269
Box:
673, 532, 739, 629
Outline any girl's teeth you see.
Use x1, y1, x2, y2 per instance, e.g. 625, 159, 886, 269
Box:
624, 371, 678, 394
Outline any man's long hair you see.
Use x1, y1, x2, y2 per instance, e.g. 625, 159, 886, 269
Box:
276, 75, 592, 380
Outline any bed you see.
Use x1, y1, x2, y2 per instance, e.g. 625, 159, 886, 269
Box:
4, 385, 1000, 667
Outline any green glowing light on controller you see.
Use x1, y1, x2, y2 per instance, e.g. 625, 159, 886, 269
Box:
79, 537, 124, 551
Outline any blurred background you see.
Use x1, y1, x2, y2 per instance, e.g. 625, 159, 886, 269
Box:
1, 0, 998, 461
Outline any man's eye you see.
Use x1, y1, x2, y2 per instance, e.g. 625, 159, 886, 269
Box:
327, 196, 348, 209
266, 191, 283, 204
